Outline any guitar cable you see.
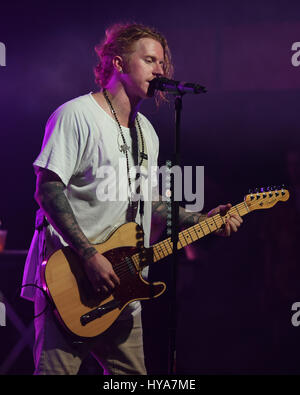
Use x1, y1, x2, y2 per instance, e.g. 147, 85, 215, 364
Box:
17, 283, 53, 319
19, 214, 54, 319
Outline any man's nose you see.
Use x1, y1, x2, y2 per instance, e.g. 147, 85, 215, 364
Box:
153, 63, 164, 77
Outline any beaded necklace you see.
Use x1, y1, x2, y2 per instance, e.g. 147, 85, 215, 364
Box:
103, 88, 145, 220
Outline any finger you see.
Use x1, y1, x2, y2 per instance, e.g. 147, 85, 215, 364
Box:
92, 281, 101, 293
230, 214, 243, 224
95, 275, 115, 292
110, 273, 121, 286
101, 285, 110, 294
96, 284, 109, 295
220, 203, 232, 216
105, 277, 117, 290
220, 221, 230, 236
227, 219, 238, 233
229, 217, 240, 229
225, 221, 231, 236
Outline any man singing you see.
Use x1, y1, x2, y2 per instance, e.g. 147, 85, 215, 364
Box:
21, 22, 242, 375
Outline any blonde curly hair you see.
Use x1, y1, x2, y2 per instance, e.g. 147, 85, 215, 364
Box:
94, 22, 174, 103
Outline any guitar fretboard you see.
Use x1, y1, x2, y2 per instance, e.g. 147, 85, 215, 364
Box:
130, 188, 288, 269
131, 201, 249, 268
151, 201, 249, 263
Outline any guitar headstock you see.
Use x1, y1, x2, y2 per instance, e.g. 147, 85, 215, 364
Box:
244, 186, 290, 211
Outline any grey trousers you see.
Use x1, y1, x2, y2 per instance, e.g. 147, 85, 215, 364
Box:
33, 290, 147, 375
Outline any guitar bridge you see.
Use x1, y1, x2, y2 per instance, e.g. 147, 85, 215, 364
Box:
80, 299, 120, 326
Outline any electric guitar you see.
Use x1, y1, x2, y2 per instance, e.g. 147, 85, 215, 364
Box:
41, 187, 289, 338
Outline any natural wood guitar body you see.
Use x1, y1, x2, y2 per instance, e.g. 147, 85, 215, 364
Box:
42, 222, 166, 338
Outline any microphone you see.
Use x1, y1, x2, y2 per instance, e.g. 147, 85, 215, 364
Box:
148, 76, 207, 96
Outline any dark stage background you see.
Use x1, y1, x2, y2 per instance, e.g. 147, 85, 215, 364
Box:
1, 0, 300, 375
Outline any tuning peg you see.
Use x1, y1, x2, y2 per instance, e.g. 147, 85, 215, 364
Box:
254, 188, 261, 199
248, 189, 255, 200
261, 187, 266, 198
268, 186, 275, 193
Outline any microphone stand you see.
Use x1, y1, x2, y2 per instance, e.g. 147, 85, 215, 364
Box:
148, 76, 206, 374
168, 93, 184, 375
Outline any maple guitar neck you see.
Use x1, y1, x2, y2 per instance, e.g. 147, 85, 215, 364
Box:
136, 188, 289, 266
151, 202, 248, 263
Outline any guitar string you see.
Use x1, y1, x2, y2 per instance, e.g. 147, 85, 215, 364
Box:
111, 198, 267, 275
145, 196, 281, 263
153, 203, 245, 254
113, 260, 136, 279
150, 201, 252, 261
139, 204, 252, 264
153, 205, 240, 260
111, 251, 149, 279
134, 206, 240, 265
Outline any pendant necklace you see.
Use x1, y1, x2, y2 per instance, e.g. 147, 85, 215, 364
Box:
103, 88, 145, 219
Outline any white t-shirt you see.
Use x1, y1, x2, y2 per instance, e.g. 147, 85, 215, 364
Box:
21, 93, 159, 319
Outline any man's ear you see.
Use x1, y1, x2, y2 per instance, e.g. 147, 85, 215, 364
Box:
112, 55, 124, 73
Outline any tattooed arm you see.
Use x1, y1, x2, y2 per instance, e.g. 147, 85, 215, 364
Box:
35, 168, 96, 260
35, 168, 120, 293
152, 195, 207, 227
